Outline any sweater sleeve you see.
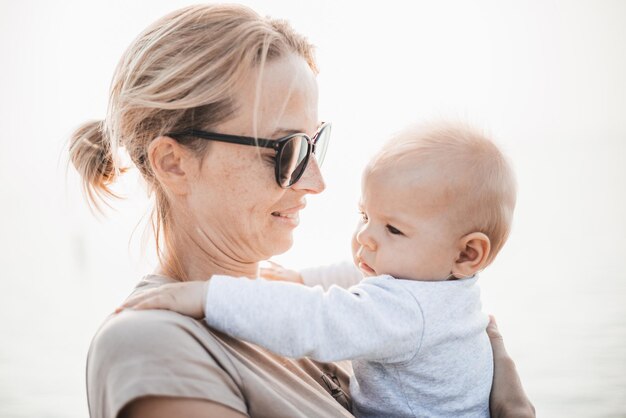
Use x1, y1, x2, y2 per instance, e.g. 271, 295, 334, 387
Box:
204, 275, 424, 363
300, 261, 363, 290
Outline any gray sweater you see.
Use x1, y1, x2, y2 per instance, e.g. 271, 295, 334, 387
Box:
205, 263, 492, 417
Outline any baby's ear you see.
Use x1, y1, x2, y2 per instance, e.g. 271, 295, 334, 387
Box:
450, 232, 491, 279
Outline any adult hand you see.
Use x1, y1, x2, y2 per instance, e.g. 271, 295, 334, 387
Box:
260, 260, 304, 284
488, 315, 536, 418
117, 280, 209, 319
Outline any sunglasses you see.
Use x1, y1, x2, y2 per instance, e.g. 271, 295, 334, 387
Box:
167, 122, 331, 188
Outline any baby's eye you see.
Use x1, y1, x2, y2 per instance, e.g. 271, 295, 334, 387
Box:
359, 211, 368, 222
386, 224, 404, 235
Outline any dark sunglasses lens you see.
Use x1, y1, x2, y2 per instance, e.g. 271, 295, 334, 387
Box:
278, 135, 309, 187
313, 124, 331, 166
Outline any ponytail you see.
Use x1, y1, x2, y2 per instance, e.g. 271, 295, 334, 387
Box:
68, 120, 125, 212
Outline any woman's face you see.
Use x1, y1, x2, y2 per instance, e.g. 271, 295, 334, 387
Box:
184, 53, 324, 264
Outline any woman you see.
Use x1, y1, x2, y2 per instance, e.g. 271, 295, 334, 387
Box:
71, 4, 534, 418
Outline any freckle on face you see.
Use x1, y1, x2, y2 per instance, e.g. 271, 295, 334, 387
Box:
187, 54, 321, 261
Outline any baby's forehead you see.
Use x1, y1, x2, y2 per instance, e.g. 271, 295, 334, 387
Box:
362, 150, 476, 221
364, 152, 459, 191
362, 164, 462, 213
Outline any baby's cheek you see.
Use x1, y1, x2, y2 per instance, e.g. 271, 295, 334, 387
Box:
350, 229, 360, 266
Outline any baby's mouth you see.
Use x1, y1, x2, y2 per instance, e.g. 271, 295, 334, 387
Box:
358, 260, 376, 275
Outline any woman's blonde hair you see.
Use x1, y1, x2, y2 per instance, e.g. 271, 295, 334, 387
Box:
69, 4, 317, 280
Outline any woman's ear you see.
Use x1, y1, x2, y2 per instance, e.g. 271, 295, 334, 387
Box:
148, 136, 195, 196
450, 232, 491, 279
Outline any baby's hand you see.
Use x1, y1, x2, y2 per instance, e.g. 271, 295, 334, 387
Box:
260, 260, 303, 284
116, 280, 209, 319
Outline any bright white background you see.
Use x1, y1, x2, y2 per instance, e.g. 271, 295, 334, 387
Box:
1, 1, 625, 417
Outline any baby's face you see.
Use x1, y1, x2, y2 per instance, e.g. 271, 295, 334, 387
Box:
352, 166, 461, 281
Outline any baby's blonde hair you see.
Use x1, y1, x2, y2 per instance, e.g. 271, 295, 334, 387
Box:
68, 4, 317, 280
368, 121, 517, 265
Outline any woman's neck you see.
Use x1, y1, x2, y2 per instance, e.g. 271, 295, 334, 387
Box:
156, 257, 259, 282
157, 223, 261, 282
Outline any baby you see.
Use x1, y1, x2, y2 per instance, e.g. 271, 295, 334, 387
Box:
121, 121, 517, 417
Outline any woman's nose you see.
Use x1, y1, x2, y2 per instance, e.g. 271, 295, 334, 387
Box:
291, 155, 326, 194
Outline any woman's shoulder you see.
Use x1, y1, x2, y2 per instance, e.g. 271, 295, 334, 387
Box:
86, 275, 355, 418
89, 275, 217, 361
88, 274, 237, 377
86, 277, 247, 418
89, 308, 210, 358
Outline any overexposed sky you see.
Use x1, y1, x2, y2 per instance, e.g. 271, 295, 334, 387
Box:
0, 1, 625, 417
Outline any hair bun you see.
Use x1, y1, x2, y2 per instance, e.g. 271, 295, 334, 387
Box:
69, 120, 122, 211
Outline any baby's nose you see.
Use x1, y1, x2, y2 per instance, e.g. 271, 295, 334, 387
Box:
356, 229, 376, 251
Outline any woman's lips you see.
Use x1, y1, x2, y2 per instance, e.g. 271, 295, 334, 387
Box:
271, 211, 300, 227
271, 204, 305, 228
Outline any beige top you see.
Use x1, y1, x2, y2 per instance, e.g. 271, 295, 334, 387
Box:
86, 275, 354, 418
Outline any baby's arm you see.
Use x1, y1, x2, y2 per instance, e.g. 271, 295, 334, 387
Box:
120, 276, 423, 363
203, 275, 422, 362
118, 280, 208, 319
